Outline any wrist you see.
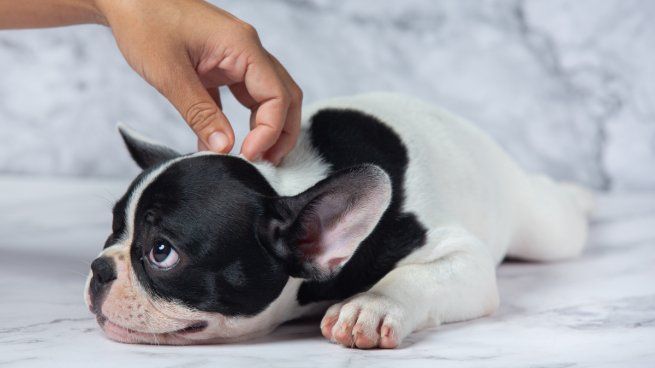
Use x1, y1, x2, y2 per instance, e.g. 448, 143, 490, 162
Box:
92, 0, 170, 28
0, 0, 110, 29
90, 0, 115, 26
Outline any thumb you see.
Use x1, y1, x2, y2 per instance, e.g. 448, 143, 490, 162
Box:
159, 62, 234, 153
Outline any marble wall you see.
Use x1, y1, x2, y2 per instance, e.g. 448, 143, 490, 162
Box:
0, 0, 653, 190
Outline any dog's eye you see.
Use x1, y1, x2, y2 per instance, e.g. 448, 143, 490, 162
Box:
148, 241, 179, 269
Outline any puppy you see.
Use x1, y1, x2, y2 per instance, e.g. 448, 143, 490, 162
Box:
84, 93, 593, 348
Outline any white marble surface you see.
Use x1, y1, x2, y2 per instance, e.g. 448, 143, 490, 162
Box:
1, 175, 654, 367
0, 0, 654, 190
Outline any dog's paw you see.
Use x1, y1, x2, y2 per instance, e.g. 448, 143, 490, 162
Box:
320, 292, 410, 349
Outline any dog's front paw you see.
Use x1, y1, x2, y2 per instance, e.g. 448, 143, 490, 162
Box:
320, 292, 410, 349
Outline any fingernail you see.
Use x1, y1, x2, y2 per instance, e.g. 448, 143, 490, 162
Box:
208, 132, 229, 153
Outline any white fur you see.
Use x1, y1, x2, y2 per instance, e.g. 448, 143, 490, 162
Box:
90, 93, 592, 348
254, 93, 593, 348
251, 133, 330, 196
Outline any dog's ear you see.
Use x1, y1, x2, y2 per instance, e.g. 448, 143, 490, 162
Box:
261, 164, 392, 279
118, 124, 180, 170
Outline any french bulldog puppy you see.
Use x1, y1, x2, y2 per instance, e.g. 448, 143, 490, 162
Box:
84, 93, 593, 349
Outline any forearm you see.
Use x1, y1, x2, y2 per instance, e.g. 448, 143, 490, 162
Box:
0, 0, 106, 29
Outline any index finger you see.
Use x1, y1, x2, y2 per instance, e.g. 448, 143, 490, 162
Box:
240, 51, 290, 161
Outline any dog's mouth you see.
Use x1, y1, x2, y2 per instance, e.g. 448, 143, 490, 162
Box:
96, 314, 208, 345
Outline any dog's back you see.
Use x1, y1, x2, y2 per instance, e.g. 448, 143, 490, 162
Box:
293, 93, 592, 266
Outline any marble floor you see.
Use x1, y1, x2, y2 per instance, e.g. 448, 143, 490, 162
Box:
0, 175, 654, 367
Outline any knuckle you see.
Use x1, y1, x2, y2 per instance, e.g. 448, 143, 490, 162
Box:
284, 119, 301, 137
185, 101, 219, 132
239, 23, 259, 39
291, 85, 303, 104
277, 90, 291, 106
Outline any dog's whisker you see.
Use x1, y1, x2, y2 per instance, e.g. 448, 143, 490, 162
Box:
91, 190, 117, 208
75, 259, 92, 267
65, 269, 90, 279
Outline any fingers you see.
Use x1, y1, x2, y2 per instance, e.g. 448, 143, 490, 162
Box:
157, 57, 235, 154
206, 87, 223, 110
198, 87, 226, 152
262, 54, 302, 164
238, 50, 302, 163
238, 53, 287, 161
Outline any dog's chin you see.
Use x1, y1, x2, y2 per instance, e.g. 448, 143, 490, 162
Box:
97, 315, 274, 345
97, 315, 210, 345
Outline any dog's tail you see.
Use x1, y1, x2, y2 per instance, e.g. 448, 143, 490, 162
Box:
558, 181, 596, 217
509, 175, 595, 261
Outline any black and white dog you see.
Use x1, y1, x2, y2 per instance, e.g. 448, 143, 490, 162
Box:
85, 93, 593, 348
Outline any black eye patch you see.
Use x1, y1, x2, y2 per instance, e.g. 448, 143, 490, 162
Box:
222, 260, 247, 288
123, 155, 290, 316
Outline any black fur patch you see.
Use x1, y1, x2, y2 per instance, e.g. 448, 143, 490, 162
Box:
297, 109, 427, 305
125, 156, 289, 316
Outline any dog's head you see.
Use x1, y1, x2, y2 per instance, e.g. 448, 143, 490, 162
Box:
84, 126, 392, 344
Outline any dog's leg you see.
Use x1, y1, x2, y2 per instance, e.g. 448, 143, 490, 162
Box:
321, 229, 499, 349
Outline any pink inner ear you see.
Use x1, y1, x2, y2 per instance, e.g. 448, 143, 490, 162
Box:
291, 166, 393, 276
297, 214, 323, 259
327, 257, 348, 270
311, 191, 392, 274
298, 239, 321, 258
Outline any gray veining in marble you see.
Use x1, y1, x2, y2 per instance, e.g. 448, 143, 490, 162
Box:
0, 176, 654, 367
0, 0, 654, 190
1, 1, 654, 366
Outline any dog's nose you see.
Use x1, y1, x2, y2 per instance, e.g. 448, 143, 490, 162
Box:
91, 257, 116, 284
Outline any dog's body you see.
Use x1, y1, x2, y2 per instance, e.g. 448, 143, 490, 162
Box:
85, 93, 593, 348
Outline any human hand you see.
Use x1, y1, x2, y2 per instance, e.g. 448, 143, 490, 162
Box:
95, 0, 302, 164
